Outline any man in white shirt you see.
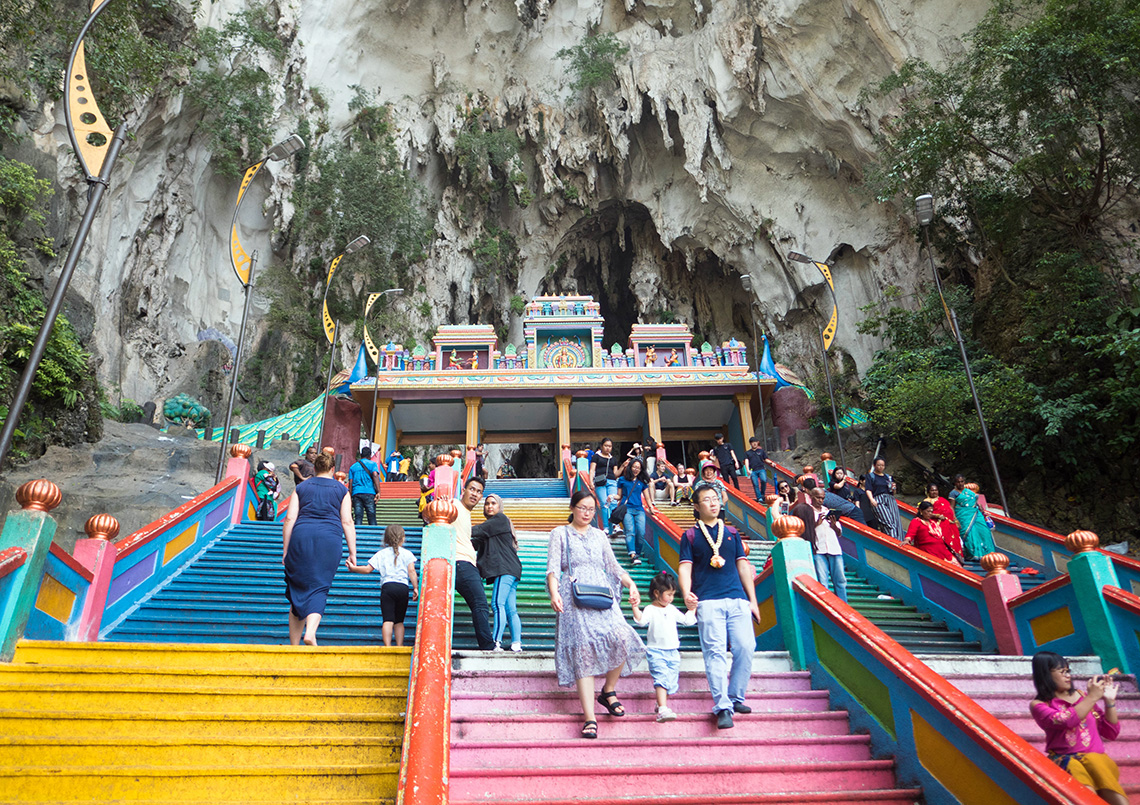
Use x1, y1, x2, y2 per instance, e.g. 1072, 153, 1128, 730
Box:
452, 476, 495, 649
794, 487, 847, 603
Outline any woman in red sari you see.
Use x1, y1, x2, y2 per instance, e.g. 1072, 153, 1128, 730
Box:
905, 501, 961, 565
925, 483, 964, 560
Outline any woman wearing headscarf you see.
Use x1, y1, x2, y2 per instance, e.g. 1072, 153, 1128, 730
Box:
473, 493, 524, 651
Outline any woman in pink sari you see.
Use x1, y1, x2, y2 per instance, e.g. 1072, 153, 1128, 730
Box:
925, 483, 964, 562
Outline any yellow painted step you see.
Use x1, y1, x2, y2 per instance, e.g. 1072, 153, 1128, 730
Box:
0, 665, 408, 690
0, 684, 406, 714
13, 642, 412, 673
0, 736, 401, 768
0, 710, 405, 739
0, 764, 400, 802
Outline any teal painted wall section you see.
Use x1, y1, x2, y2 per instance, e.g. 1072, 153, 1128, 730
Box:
0, 508, 57, 660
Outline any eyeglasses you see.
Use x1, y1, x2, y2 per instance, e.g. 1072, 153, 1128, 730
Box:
1056, 666, 1072, 674
574, 506, 596, 513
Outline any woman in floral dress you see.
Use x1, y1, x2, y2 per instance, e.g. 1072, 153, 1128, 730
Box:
547, 490, 646, 739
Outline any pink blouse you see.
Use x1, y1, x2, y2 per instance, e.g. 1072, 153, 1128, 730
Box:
1031, 694, 1120, 755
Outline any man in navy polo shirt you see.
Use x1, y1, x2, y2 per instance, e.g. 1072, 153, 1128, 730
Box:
679, 485, 761, 729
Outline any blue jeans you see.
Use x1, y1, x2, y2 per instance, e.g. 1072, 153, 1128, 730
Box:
491, 574, 521, 646
696, 598, 755, 714
600, 480, 618, 529
814, 553, 848, 602
623, 507, 646, 556
352, 493, 376, 525
750, 469, 768, 499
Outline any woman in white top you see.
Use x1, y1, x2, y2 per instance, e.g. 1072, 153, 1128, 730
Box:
347, 524, 418, 646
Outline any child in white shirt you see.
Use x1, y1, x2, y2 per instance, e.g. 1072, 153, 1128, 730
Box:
631, 571, 697, 722
347, 524, 418, 646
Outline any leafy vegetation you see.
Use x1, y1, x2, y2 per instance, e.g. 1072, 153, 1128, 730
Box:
0, 157, 95, 461
863, 0, 1140, 538
240, 93, 433, 415
556, 32, 630, 94
183, 4, 287, 177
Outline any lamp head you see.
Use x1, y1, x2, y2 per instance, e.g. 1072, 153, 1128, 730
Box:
383, 287, 405, 296
344, 235, 371, 254
266, 133, 305, 161
788, 251, 812, 264
915, 194, 935, 226
740, 273, 754, 293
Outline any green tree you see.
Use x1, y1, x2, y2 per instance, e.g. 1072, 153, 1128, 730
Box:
867, 0, 1140, 252
863, 0, 1140, 540
556, 32, 630, 94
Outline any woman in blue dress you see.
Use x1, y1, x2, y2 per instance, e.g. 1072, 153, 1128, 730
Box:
282, 451, 357, 645
954, 481, 996, 560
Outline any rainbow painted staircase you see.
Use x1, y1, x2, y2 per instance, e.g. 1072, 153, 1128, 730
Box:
0, 641, 411, 802
448, 654, 923, 804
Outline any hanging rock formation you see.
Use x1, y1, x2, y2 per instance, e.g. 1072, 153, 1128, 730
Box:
14, 0, 991, 412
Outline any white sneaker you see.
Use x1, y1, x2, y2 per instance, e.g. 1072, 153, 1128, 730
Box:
510, 643, 522, 652
492, 643, 504, 652
656, 706, 677, 722
631, 554, 642, 566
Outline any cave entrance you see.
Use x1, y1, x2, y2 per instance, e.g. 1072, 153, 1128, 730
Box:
541, 201, 686, 349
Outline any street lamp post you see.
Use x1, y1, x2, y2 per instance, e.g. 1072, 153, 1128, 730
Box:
738, 274, 770, 451
0, 0, 128, 469
788, 250, 848, 474
214, 133, 305, 484
915, 194, 1010, 515
316, 236, 371, 446
363, 288, 404, 451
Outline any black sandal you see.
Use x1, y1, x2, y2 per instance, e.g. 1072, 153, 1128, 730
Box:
597, 690, 626, 717
581, 720, 598, 739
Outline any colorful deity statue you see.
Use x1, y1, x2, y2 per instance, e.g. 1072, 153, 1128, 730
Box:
666, 348, 680, 366
645, 346, 657, 366
448, 349, 461, 370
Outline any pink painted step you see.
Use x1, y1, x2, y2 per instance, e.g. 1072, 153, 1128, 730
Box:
449, 666, 921, 803
451, 670, 813, 694
450, 688, 829, 716
448, 760, 903, 801
451, 734, 876, 768
450, 793, 924, 805
451, 711, 854, 742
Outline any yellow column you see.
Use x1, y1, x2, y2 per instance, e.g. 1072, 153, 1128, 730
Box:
643, 394, 663, 444
464, 397, 483, 450
554, 395, 572, 478
373, 398, 394, 457
734, 391, 755, 445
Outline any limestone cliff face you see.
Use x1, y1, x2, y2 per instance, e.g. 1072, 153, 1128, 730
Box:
21, 0, 990, 411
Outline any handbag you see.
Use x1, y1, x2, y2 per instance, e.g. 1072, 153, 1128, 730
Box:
564, 527, 614, 610
609, 502, 627, 526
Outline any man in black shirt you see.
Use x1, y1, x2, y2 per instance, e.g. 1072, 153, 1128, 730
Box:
743, 437, 769, 499
711, 432, 741, 489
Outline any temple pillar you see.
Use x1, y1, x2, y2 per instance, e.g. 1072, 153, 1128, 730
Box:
734, 391, 755, 448
464, 397, 483, 450
554, 395, 572, 478
643, 394, 663, 444
372, 398, 394, 457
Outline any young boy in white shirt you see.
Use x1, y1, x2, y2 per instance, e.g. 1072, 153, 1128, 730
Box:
631, 571, 697, 721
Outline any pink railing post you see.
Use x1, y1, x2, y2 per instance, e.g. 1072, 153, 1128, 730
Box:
979, 553, 1023, 655
72, 513, 120, 641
